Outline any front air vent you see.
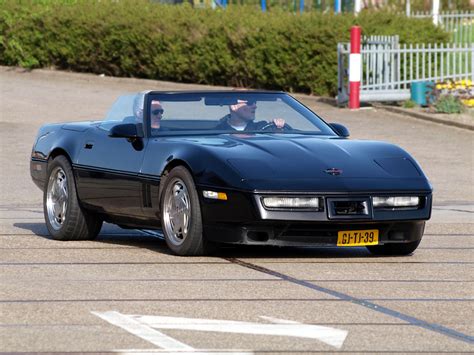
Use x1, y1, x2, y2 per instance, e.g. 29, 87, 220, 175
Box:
333, 200, 368, 215
327, 197, 372, 220
247, 231, 270, 242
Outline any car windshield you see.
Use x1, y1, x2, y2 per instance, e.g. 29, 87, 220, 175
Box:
100, 92, 336, 136
145, 92, 336, 136
99, 92, 148, 131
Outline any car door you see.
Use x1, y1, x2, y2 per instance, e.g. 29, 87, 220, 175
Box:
74, 122, 148, 217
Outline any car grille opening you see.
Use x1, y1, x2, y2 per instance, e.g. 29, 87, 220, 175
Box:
247, 231, 270, 242
333, 201, 368, 215
272, 223, 391, 244
388, 231, 405, 240
327, 198, 372, 220
277, 226, 335, 244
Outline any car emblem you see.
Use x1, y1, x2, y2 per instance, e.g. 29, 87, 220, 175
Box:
325, 168, 343, 176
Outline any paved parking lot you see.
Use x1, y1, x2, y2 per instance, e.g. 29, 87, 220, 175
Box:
0, 67, 473, 353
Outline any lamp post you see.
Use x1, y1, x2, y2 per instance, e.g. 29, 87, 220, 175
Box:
432, 0, 440, 25
354, 0, 361, 14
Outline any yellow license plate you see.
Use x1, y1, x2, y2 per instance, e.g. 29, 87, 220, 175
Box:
337, 229, 379, 246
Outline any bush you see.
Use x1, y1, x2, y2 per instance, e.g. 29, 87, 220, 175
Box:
403, 100, 418, 108
434, 95, 464, 113
0, 1, 450, 96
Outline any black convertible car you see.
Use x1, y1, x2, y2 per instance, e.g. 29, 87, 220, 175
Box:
30, 91, 432, 256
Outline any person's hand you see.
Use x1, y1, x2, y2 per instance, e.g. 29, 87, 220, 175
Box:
259, 118, 291, 131
273, 118, 285, 128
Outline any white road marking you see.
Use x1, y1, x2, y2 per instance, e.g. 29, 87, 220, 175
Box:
259, 315, 348, 348
114, 351, 253, 355
92, 311, 194, 350
93, 311, 348, 350
113, 349, 254, 355
259, 315, 301, 324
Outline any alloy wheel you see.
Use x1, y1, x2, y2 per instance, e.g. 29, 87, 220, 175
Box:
46, 167, 69, 230
163, 178, 191, 246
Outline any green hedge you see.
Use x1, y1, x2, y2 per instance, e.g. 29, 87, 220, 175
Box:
0, 1, 449, 96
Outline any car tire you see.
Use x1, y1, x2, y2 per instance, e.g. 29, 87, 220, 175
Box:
160, 166, 210, 256
44, 155, 103, 240
366, 239, 422, 256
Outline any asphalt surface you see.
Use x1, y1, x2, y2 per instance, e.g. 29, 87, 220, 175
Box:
0, 67, 473, 354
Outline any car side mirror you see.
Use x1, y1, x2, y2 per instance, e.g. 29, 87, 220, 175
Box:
109, 123, 139, 139
329, 123, 350, 138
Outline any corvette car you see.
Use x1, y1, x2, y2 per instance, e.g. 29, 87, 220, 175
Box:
30, 91, 432, 256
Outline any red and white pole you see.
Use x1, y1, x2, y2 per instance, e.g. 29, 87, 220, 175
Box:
349, 26, 361, 109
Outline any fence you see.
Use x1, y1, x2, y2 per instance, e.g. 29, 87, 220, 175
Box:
411, 11, 474, 43
337, 38, 474, 104
192, 0, 356, 12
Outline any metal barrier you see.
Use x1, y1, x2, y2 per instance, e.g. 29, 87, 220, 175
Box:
412, 11, 474, 43
337, 40, 474, 104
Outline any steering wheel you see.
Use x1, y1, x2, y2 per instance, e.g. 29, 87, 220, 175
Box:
259, 122, 293, 132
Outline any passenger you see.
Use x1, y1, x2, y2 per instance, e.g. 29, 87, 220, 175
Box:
150, 100, 164, 130
215, 99, 285, 131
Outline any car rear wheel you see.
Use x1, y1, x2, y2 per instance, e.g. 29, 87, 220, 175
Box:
366, 239, 421, 256
160, 166, 210, 256
44, 155, 102, 240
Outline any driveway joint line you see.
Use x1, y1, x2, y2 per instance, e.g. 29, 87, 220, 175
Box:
225, 258, 474, 345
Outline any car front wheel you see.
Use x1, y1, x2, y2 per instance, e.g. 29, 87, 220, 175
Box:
160, 166, 210, 256
44, 155, 102, 240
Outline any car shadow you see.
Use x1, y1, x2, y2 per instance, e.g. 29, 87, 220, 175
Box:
13, 222, 174, 255
13, 222, 50, 237
14, 222, 378, 259
218, 244, 373, 259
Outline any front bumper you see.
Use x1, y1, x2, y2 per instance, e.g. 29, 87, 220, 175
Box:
199, 189, 431, 246
199, 189, 432, 223
204, 220, 425, 246
30, 158, 48, 190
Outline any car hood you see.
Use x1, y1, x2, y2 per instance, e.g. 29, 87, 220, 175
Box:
174, 134, 431, 192
61, 121, 100, 132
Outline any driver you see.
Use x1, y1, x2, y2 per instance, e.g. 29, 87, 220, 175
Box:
216, 99, 285, 131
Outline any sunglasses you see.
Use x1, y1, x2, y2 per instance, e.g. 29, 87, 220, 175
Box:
152, 109, 164, 115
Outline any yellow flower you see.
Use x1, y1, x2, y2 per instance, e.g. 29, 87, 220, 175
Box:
462, 98, 474, 107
